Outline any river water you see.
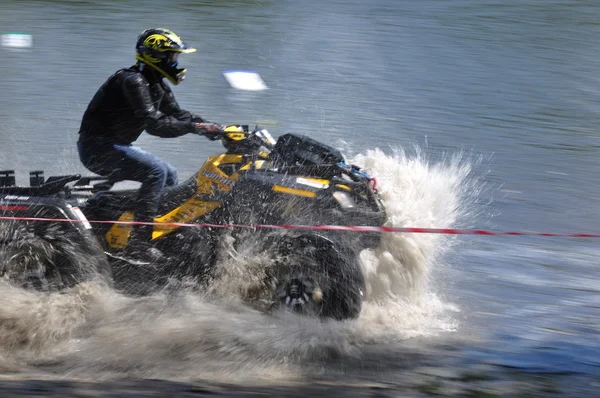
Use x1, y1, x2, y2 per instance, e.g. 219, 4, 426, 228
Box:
1, 0, 599, 396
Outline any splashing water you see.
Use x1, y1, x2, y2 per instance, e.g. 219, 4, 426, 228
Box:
350, 145, 481, 342
0, 145, 482, 382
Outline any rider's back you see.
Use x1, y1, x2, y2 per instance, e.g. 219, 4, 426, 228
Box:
79, 67, 161, 145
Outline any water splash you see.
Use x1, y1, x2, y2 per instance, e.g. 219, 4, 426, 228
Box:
349, 145, 481, 342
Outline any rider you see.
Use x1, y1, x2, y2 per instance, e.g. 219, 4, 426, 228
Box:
77, 27, 223, 260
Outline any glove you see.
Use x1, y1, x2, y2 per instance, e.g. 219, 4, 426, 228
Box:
193, 123, 223, 141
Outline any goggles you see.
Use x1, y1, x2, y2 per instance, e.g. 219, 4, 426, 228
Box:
167, 52, 180, 66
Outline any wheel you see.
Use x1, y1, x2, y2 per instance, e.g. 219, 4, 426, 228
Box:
219, 181, 365, 320
0, 220, 112, 291
267, 233, 365, 320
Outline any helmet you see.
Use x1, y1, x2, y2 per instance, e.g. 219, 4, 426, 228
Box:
135, 28, 196, 85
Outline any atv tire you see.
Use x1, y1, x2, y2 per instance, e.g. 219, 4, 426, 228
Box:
267, 233, 365, 320
0, 220, 112, 291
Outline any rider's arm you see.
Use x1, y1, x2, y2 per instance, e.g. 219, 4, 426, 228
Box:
159, 83, 206, 123
122, 74, 195, 138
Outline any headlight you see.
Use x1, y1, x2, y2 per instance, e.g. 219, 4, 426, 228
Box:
333, 191, 355, 208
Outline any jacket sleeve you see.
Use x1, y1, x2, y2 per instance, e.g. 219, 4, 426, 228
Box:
159, 83, 206, 123
122, 74, 195, 138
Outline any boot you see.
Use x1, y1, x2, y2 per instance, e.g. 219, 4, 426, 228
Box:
124, 224, 165, 264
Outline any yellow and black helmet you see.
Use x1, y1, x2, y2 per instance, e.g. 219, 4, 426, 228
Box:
135, 28, 196, 85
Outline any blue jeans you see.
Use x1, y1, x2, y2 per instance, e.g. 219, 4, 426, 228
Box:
77, 140, 178, 228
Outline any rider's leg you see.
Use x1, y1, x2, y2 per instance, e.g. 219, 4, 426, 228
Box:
110, 145, 169, 252
78, 141, 171, 257
163, 160, 178, 187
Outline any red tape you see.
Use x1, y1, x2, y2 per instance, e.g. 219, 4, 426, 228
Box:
0, 215, 599, 238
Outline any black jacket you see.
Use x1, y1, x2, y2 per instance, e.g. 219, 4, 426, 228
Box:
78, 65, 203, 145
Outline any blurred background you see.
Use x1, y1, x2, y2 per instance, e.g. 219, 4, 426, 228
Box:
1, 0, 600, 396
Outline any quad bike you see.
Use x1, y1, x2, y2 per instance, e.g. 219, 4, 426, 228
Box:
0, 126, 386, 320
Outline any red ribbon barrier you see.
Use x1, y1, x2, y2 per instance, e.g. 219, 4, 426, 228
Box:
0, 215, 599, 238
